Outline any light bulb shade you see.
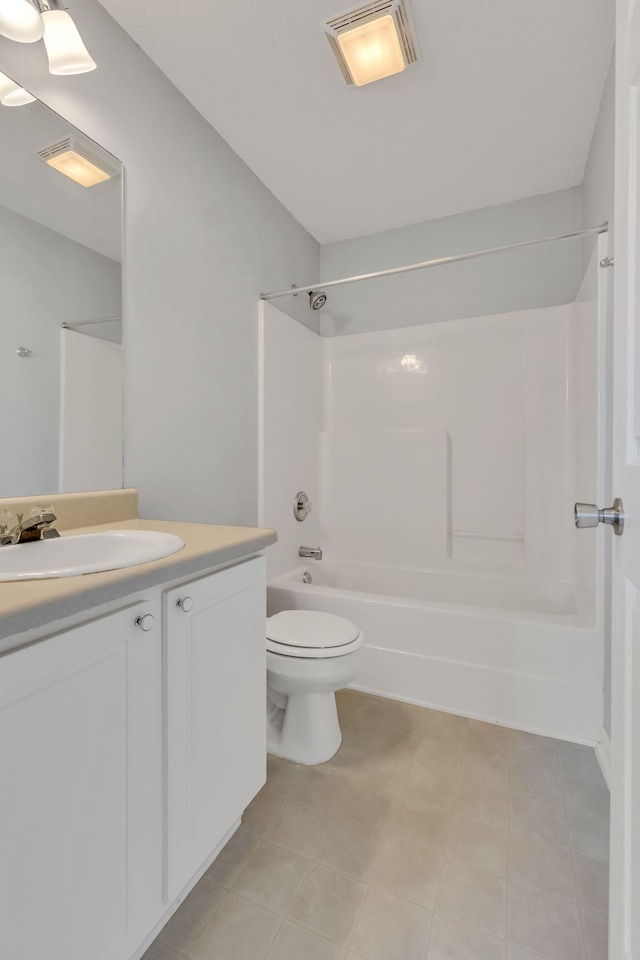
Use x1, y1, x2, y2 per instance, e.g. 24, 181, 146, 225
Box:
0, 70, 36, 106
0, 0, 43, 42
325, 0, 418, 87
42, 8, 96, 75
337, 15, 405, 87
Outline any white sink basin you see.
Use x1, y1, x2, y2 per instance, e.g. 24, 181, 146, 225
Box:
0, 530, 185, 582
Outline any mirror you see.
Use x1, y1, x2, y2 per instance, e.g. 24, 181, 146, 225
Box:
1, 83, 123, 499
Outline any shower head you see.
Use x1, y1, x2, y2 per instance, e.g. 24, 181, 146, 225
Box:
308, 290, 327, 311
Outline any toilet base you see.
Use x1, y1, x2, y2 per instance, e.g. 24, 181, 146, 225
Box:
267, 690, 342, 765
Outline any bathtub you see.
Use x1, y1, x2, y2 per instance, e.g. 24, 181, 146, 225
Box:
267, 562, 603, 743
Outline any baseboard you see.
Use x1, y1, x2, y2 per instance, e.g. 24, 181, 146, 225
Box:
595, 726, 612, 790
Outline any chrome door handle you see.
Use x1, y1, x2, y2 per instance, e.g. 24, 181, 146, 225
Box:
575, 498, 625, 536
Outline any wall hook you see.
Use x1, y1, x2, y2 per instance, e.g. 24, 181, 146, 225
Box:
16, 347, 32, 357
599, 257, 614, 268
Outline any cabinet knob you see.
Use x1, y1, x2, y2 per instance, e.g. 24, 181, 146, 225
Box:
176, 596, 193, 612
135, 614, 155, 632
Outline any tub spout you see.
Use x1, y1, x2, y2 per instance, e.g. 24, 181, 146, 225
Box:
299, 545, 322, 560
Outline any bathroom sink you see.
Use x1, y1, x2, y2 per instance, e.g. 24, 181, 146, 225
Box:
0, 530, 185, 582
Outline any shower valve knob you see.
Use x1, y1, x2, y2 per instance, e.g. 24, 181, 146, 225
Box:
294, 492, 312, 521
575, 499, 625, 536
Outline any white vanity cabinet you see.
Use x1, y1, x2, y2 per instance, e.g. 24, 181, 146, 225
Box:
0, 600, 164, 960
164, 555, 266, 899
0, 549, 268, 960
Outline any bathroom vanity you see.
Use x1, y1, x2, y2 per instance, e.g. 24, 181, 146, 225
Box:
0, 490, 276, 960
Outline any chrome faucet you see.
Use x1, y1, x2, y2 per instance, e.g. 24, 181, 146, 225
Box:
0, 508, 60, 546
299, 545, 322, 560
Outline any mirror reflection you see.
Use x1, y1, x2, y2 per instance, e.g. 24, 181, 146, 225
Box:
1, 87, 123, 498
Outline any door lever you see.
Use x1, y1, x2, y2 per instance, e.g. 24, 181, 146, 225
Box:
575, 498, 625, 536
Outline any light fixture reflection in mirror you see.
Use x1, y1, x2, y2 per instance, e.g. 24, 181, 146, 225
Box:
0, 70, 35, 106
0, 88, 124, 498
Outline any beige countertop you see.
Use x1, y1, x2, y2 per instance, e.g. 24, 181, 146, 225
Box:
0, 518, 276, 645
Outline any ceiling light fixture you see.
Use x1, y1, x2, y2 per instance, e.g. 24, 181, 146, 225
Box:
325, 0, 418, 87
36, 0, 96, 74
36, 136, 118, 187
0, 69, 35, 105
0, 0, 43, 43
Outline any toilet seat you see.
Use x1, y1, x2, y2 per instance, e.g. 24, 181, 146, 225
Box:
267, 610, 363, 659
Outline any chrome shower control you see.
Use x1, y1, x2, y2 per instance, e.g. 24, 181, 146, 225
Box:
575, 498, 625, 536
176, 596, 193, 612
294, 491, 312, 522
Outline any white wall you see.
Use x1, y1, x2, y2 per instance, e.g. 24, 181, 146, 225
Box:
0, 0, 320, 526
0, 204, 121, 498
319, 188, 583, 337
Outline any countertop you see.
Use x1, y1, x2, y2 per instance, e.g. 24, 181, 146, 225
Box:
0, 518, 276, 645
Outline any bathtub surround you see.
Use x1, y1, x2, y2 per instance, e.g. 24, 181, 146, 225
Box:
259, 247, 604, 742
258, 310, 323, 581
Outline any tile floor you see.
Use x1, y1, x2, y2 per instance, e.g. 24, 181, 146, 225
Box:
144, 690, 610, 960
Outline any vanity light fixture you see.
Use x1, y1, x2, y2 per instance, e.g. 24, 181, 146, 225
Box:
325, 0, 418, 87
0, 0, 43, 43
0, 69, 35, 105
36, 137, 117, 187
36, 0, 95, 74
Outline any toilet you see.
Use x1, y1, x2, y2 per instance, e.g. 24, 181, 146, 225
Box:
266, 609, 363, 765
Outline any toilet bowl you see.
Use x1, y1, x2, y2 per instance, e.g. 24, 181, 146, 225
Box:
266, 609, 363, 765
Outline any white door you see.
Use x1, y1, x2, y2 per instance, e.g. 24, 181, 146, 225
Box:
164, 557, 266, 900
610, 4, 640, 958
0, 602, 163, 960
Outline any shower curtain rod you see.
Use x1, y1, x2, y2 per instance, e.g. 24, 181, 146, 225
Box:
62, 316, 122, 328
260, 222, 608, 302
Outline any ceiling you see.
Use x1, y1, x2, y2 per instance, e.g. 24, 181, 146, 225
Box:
98, 0, 614, 244
0, 96, 122, 261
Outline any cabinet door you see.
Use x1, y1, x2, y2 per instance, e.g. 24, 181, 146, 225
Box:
0, 601, 163, 960
164, 556, 266, 898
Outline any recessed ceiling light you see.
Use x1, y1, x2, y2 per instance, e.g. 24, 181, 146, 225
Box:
36, 137, 119, 187
325, 0, 418, 87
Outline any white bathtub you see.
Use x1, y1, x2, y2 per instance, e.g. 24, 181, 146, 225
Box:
267, 562, 603, 743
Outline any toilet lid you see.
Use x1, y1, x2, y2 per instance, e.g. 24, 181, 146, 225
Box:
266, 610, 360, 650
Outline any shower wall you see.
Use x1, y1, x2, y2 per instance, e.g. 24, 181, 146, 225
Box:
260, 289, 600, 600
322, 302, 598, 588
